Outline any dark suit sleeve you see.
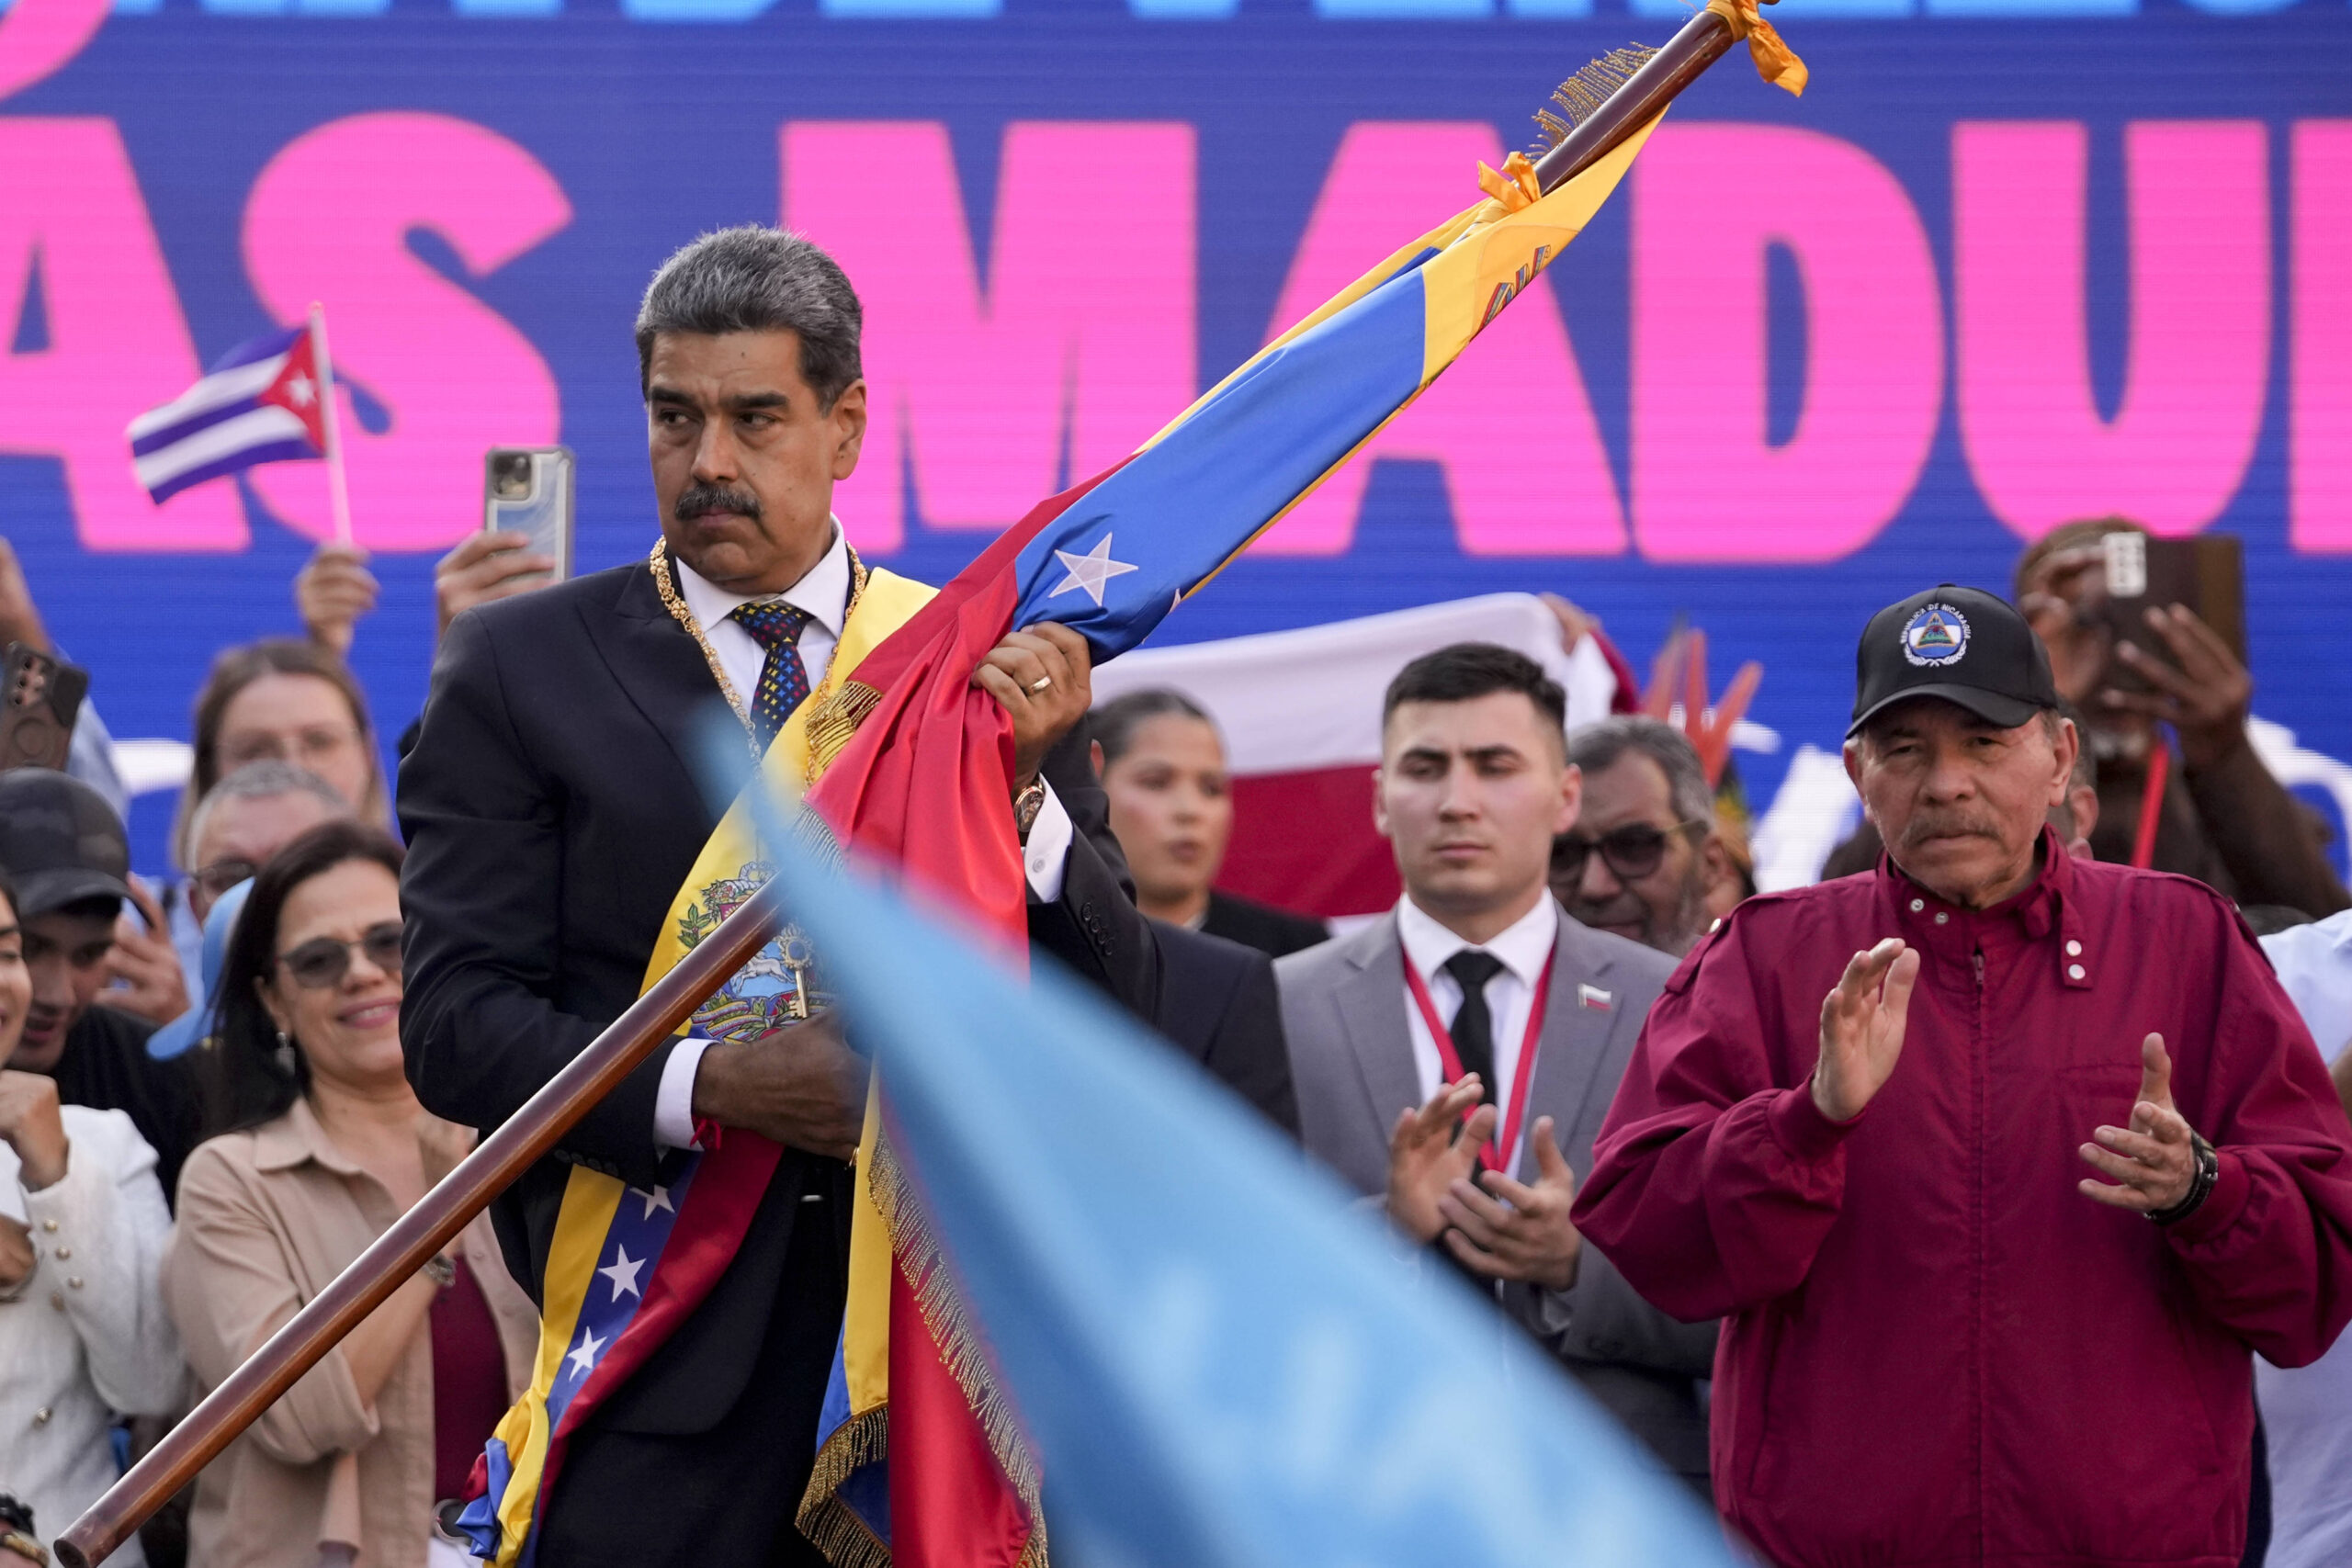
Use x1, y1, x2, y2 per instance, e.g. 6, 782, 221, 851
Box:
1201, 951, 1300, 1137
1525, 1251, 1719, 1378
1024, 732, 1161, 1020
399, 610, 677, 1190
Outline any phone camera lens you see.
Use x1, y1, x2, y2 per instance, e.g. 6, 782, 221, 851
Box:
491, 453, 535, 500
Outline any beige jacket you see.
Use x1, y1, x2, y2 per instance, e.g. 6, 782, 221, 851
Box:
161, 1100, 537, 1568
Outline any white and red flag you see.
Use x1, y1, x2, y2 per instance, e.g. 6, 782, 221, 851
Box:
1090, 593, 1620, 920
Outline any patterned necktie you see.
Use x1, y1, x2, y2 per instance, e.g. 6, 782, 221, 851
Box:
1442, 948, 1506, 1103
726, 600, 816, 751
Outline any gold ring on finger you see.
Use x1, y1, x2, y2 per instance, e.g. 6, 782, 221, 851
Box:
1029, 675, 1053, 694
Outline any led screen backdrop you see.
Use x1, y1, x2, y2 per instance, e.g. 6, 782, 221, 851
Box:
5, 0, 2350, 878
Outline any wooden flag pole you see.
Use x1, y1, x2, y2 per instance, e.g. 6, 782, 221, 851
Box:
1532, 9, 1737, 195
55, 877, 791, 1568
307, 300, 355, 547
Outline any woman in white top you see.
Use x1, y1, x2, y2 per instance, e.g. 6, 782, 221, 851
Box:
0, 871, 184, 1564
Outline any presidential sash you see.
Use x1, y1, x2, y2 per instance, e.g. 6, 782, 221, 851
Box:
457, 565, 933, 1568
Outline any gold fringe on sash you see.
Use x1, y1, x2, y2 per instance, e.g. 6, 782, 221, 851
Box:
805, 680, 886, 784
796, 1406, 892, 1568
867, 1136, 1050, 1568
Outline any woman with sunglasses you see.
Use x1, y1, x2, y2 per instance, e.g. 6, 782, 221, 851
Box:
163, 822, 537, 1568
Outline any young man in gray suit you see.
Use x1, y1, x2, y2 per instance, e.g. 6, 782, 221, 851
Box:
1277, 643, 1717, 1490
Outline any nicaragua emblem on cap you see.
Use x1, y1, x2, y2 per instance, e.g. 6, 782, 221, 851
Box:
1902, 604, 1971, 667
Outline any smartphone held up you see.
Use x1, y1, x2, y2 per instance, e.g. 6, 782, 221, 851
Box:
483, 446, 575, 585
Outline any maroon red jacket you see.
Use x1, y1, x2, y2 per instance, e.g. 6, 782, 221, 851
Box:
1573, 836, 2352, 1568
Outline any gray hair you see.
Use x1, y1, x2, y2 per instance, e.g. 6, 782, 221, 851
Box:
185, 761, 348, 865
1568, 716, 1714, 829
634, 226, 863, 408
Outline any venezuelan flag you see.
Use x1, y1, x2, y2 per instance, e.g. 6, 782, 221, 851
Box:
790, 118, 1664, 1568
462, 115, 1664, 1568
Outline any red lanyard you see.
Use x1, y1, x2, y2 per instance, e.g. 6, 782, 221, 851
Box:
2131, 743, 2169, 870
1402, 950, 1555, 1178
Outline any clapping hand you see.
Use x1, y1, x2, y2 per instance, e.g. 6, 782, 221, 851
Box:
1385, 1077, 1496, 1244
1812, 938, 1920, 1123
1439, 1116, 1584, 1291
2077, 1032, 2199, 1213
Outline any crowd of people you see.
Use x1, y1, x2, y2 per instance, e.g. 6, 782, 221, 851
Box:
0, 224, 2347, 1568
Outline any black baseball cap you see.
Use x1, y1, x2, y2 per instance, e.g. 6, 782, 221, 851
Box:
1848, 584, 2061, 739
0, 769, 131, 919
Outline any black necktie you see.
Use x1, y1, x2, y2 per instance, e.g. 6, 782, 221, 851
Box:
1441, 949, 1506, 1102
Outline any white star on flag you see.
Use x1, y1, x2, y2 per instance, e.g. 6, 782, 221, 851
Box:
283, 373, 314, 408
598, 1245, 646, 1301
565, 1325, 605, 1380
1047, 534, 1139, 608
636, 1185, 673, 1221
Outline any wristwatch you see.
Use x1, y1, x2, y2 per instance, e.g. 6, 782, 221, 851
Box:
2149, 1132, 2220, 1226
1012, 779, 1047, 844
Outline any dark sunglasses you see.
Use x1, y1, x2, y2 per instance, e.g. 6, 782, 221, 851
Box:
1552, 819, 1707, 884
276, 922, 404, 990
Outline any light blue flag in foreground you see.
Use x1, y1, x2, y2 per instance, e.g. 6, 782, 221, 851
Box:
754, 795, 1740, 1568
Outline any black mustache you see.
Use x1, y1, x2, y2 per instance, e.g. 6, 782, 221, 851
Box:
674, 483, 763, 524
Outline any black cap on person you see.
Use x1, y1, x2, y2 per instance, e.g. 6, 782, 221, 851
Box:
0, 769, 130, 918
1848, 584, 2061, 739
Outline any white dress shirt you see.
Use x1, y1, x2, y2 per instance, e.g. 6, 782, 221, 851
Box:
1396, 893, 1560, 1179
653, 525, 1073, 1147
0, 1108, 183, 1568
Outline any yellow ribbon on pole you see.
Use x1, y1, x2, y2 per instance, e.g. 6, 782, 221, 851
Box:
1705, 0, 1808, 96
1476, 151, 1544, 214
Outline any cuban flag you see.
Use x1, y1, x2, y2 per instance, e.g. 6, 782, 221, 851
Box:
125, 321, 330, 503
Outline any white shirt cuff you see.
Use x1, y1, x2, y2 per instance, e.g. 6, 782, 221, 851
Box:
660, 782, 1068, 1152
1023, 782, 1073, 904
654, 1037, 710, 1151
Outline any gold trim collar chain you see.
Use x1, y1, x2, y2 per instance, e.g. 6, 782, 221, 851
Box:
648, 536, 869, 762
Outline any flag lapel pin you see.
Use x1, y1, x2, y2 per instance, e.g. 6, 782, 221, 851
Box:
1577, 983, 1613, 1011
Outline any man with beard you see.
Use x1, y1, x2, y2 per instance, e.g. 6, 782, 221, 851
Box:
1575, 584, 2352, 1568
1554, 717, 1738, 957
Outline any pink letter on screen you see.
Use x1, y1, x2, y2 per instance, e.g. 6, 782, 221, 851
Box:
1631, 125, 1941, 563
243, 113, 571, 551
784, 122, 1194, 554
2294, 122, 2352, 553
0, 119, 243, 551
1253, 122, 1622, 558
1955, 121, 2268, 541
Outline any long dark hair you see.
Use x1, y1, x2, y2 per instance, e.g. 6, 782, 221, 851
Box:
173, 638, 383, 867
197, 820, 404, 1139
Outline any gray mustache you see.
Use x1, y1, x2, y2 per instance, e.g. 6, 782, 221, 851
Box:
674, 483, 763, 523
